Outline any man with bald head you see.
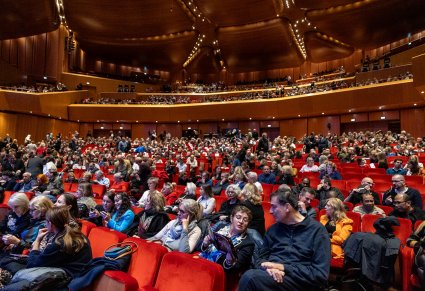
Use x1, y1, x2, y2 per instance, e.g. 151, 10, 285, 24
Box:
345, 177, 380, 205
13, 172, 36, 192
382, 174, 422, 209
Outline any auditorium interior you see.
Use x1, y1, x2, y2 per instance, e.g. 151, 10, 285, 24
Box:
1, 1, 425, 290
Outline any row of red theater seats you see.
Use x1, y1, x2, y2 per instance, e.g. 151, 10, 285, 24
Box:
81, 224, 225, 291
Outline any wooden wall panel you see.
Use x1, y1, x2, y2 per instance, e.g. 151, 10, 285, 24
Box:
279, 119, 307, 140
400, 107, 425, 138
0, 112, 18, 142
198, 123, 218, 136
307, 116, 340, 136
239, 121, 260, 135
156, 123, 181, 138
131, 124, 145, 139
369, 110, 399, 121
340, 113, 368, 123
79, 123, 94, 138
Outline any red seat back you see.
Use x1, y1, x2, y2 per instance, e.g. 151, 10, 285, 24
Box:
262, 202, 274, 230
79, 219, 97, 237
361, 214, 381, 233
153, 252, 225, 291
124, 237, 168, 288
88, 227, 128, 258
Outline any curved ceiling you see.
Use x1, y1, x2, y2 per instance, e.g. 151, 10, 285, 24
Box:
1, 0, 425, 73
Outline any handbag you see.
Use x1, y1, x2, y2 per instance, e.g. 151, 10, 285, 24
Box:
104, 241, 138, 261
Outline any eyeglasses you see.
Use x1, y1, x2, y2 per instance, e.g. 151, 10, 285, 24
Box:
393, 201, 406, 205
234, 215, 249, 223
392, 180, 403, 183
178, 208, 187, 214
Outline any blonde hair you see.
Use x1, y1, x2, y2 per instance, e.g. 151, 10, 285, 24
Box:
326, 198, 347, 225
242, 183, 262, 205
180, 199, 203, 221
149, 190, 166, 211
30, 196, 54, 216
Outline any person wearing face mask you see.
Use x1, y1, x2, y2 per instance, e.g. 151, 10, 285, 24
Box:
352, 193, 386, 218
147, 199, 202, 253
88, 192, 115, 226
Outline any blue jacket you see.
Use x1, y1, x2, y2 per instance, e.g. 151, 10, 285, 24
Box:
107, 209, 135, 232
13, 179, 36, 192
258, 173, 276, 184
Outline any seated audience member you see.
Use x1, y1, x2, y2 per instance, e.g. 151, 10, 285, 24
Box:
345, 177, 380, 205
389, 193, 425, 225
258, 166, 276, 185
93, 170, 110, 188
0, 196, 54, 255
165, 182, 197, 213
176, 158, 187, 175
212, 172, 230, 195
128, 190, 170, 238
299, 157, 319, 173
382, 174, 422, 209
406, 221, 425, 286
317, 176, 344, 204
109, 173, 127, 193
404, 155, 424, 176
270, 161, 281, 177
4, 207, 92, 290
78, 172, 93, 184
103, 192, 135, 232
42, 166, 64, 201
63, 172, 79, 184
241, 183, 265, 236
196, 171, 213, 187
75, 183, 97, 219
197, 184, 216, 217
292, 178, 310, 194
138, 177, 158, 208
113, 154, 132, 181
148, 199, 202, 253
55, 193, 80, 226
276, 165, 295, 186
233, 173, 246, 190
215, 185, 242, 222
162, 182, 178, 206
32, 174, 49, 194
247, 172, 263, 195
88, 192, 115, 226
386, 158, 407, 175
238, 190, 330, 291
352, 193, 386, 217
0, 171, 17, 200
298, 187, 317, 219
319, 161, 342, 180
0, 193, 31, 237
320, 198, 353, 259
201, 206, 254, 275
12, 172, 36, 193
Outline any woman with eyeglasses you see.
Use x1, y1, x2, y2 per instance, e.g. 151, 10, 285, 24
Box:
200, 205, 254, 277
0, 196, 54, 256
147, 199, 202, 253
0, 193, 31, 237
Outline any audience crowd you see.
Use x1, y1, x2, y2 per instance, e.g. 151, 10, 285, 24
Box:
0, 128, 424, 290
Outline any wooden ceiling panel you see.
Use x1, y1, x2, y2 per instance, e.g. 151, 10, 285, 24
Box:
218, 19, 304, 72
305, 31, 354, 62
186, 47, 221, 74
196, 0, 277, 26
77, 31, 196, 70
0, 0, 59, 40
63, 0, 193, 38
294, 0, 356, 10
307, 0, 425, 49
